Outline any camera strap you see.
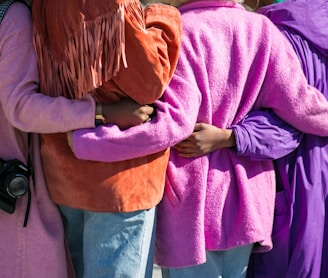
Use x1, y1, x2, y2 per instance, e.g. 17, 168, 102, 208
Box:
23, 133, 32, 227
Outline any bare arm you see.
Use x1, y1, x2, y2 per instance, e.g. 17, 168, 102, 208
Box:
173, 123, 235, 157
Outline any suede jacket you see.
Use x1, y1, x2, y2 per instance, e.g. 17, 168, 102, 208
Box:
32, 0, 182, 212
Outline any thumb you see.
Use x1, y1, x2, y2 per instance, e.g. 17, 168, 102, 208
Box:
194, 122, 205, 132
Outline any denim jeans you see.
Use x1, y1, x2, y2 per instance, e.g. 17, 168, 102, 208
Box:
162, 244, 254, 278
58, 205, 156, 278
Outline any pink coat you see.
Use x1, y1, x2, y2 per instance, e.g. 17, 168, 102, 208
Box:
0, 3, 95, 277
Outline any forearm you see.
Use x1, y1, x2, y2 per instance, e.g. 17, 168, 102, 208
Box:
72, 80, 199, 162
231, 110, 302, 160
9, 92, 96, 133
258, 25, 328, 136
0, 5, 95, 133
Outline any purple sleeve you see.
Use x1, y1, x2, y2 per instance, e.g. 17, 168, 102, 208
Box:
231, 109, 303, 160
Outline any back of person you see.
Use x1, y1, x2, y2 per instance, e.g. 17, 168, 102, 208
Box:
154, 0, 328, 269
0, 1, 71, 276
247, 1, 328, 277
31, 0, 182, 277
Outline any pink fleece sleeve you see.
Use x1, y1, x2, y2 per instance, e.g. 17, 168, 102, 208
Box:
72, 73, 198, 162
0, 3, 95, 133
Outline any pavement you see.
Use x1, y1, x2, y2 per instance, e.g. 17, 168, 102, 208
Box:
152, 264, 162, 278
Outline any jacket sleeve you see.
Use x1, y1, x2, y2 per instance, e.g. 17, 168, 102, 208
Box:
254, 19, 328, 136
71, 19, 199, 163
231, 109, 303, 160
110, 3, 182, 104
0, 3, 95, 133
71, 76, 197, 162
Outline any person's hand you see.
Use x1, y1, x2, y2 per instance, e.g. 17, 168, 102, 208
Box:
67, 131, 73, 151
173, 123, 236, 157
102, 99, 155, 129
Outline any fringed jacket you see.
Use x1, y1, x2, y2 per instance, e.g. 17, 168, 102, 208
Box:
31, 0, 182, 212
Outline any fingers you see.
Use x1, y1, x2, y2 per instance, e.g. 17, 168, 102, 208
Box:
174, 139, 194, 148
139, 105, 155, 123
173, 142, 196, 153
194, 123, 203, 131
177, 152, 201, 158
139, 105, 153, 123
173, 145, 202, 157
144, 115, 152, 123
66, 132, 74, 150
142, 105, 154, 115
194, 122, 206, 131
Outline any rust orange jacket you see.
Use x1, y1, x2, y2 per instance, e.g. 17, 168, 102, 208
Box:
31, 0, 182, 212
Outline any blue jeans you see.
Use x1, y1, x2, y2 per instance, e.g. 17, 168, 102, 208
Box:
162, 244, 254, 278
58, 205, 156, 278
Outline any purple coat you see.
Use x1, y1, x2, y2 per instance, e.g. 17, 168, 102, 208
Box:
236, 1, 328, 277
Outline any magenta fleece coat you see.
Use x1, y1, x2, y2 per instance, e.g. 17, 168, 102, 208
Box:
72, 1, 328, 268
0, 3, 95, 277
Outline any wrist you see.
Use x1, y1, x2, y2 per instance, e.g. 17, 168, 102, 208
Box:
225, 128, 237, 152
227, 129, 236, 148
95, 103, 106, 126
221, 129, 236, 148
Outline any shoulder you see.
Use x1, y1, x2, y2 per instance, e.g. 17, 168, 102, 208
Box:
2, 1, 31, 28
1, 1, 32, 34
0, 2, 32, 56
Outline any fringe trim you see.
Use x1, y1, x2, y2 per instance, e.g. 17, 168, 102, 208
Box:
34, 1, 144, 99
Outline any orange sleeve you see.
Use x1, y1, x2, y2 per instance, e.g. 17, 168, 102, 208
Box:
111, 3, 182, 104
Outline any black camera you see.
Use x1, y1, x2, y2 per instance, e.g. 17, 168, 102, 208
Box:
0, 158, 30, 214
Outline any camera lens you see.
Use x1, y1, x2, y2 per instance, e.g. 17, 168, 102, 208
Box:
6, 175, 29, 198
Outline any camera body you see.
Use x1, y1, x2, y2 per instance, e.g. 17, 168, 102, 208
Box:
0, 158, 30, 214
